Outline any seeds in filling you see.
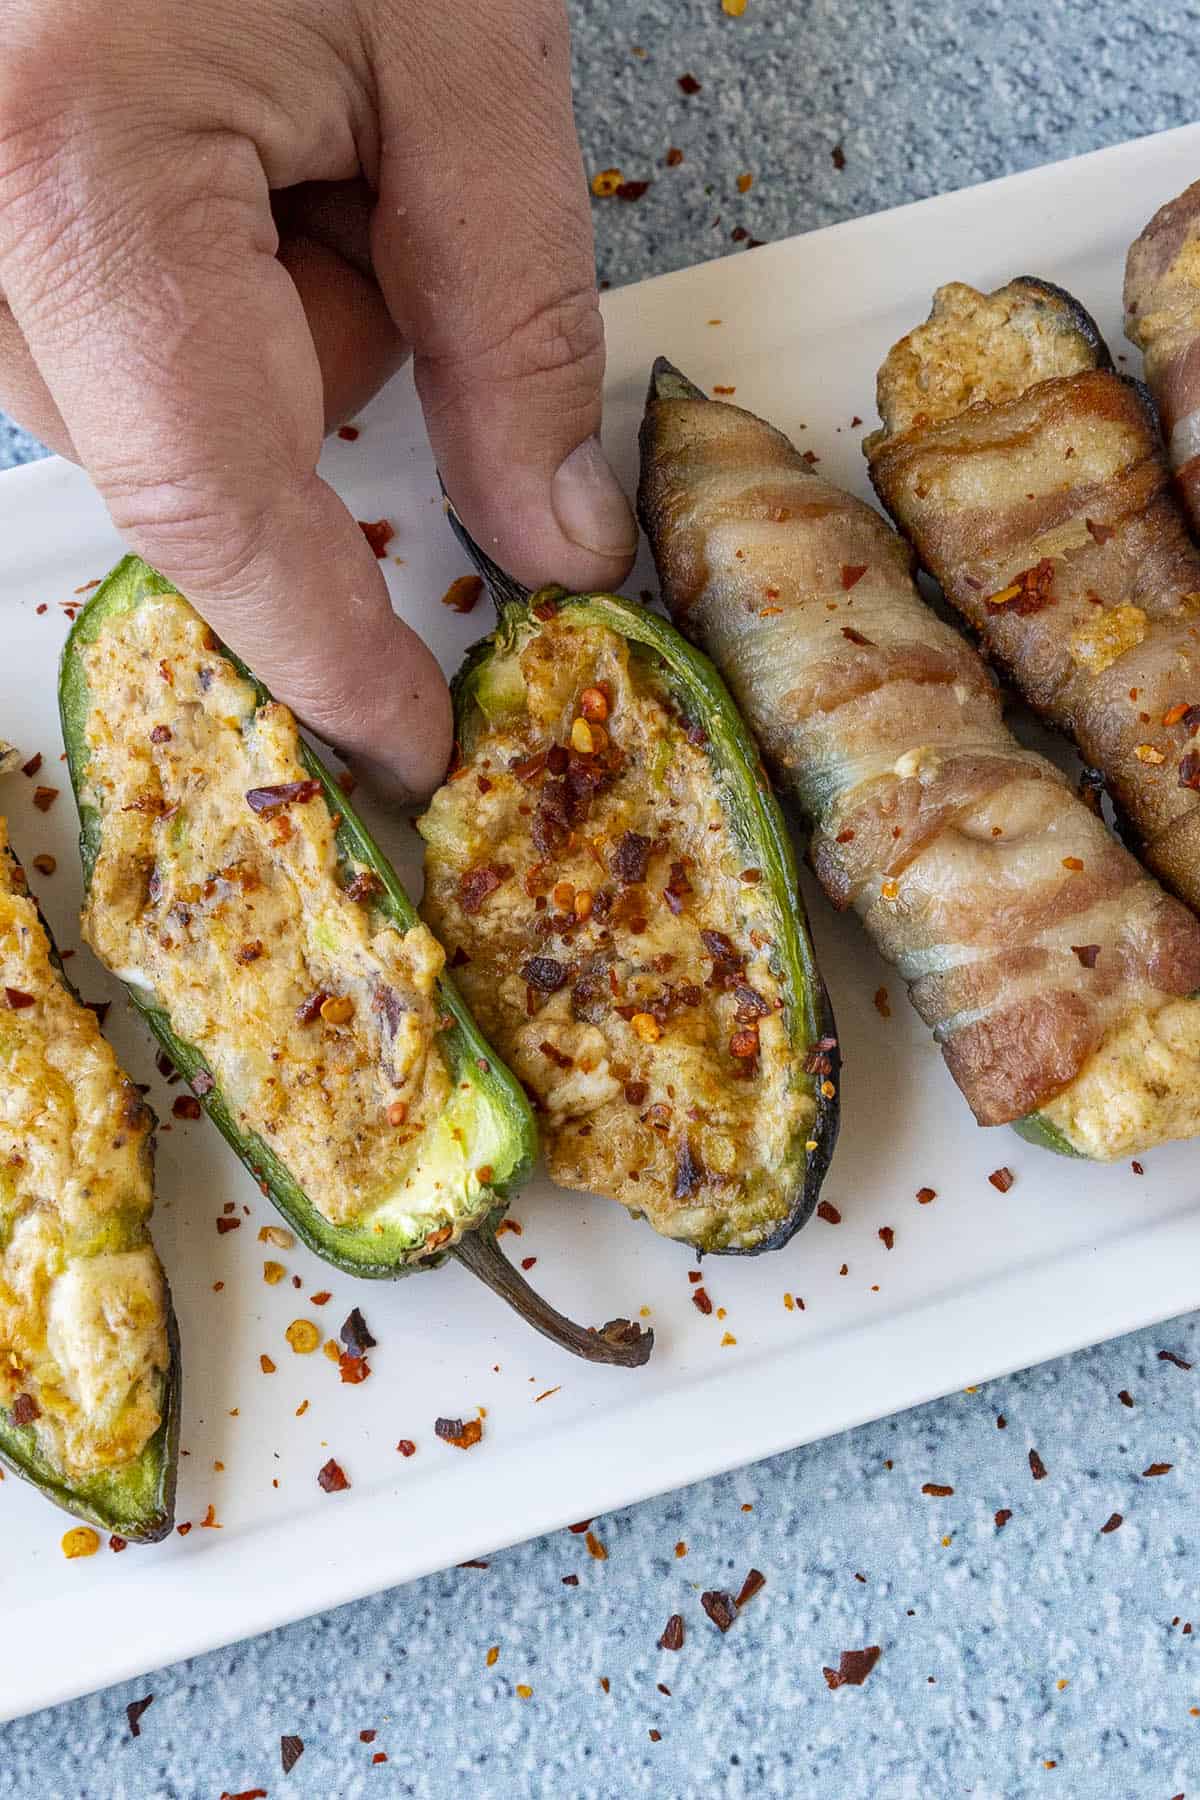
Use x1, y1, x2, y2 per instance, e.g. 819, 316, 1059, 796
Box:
0, 824, 168, 1481
420, 612, 813, 1251
80, 594, 456, 1232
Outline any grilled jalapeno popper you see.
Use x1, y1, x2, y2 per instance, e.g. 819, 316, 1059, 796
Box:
1126, 180, 1200, 530
0, 747, 178, 1538
418, 510, 838, 1255
60, 558, 651, 1367
866, 278, 1200, 916
638, 361, 1200, 1158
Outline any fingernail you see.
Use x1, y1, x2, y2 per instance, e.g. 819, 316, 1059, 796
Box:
551, 436, 638, 559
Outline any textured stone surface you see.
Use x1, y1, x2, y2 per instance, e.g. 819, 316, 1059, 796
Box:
5, 4, 1200, 1795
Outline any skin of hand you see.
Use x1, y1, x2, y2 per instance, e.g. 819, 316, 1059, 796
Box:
0, 0, 638, 798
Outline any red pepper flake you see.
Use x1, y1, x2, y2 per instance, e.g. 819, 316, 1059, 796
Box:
1118, 1390, 1134, 1407
585, 1530, 608, 1561
245, 779, 321, 817
520, 1256, 538, 1272
817, 1200, 841, 1225
617, 179, 651, 202
568, 1519, 592, 1533
521, 955, 568, 992
1099, 1512, 1123, 1534
358, 519, 395, 558
878, 1226, 895, 1251
309, 1290, 332, 1306
840, 564, 868, 591
4, 987, 35, 1011
32, 786, 58, 812
360, 1730, 377, 1744
10, 1392, 39, 1428
1029, 1449, 1048, 1481
372, 1753, 388, 1765
1180, 750, 1200, 790
1131, 1161, 1144, 1176
822, 1645, 881, 1689
317, 1457, 350, 1492
994, 1508, 1013, 1529
988, 1168, 1014, 1193
220, 1792, 268, 1800
344, 870, 384, 905
295, 988, 330, 1026
459, 863, 509, 913
922, 1483, 954, 1497
397, 1439, 416, 1457
173, 1095, 202, 1121
666, 146, 684, 166
692, 1286, 713, 1315
216, 1216, 241, 1234
337, 424, 359, 441
1158, 1349, 1192, 1370
915, 1187, 936, 1205
562, 1573, 579, 1586
986, 558, 1056, 615
441, 575, 484, 614
109, 1535, 127, 1553
801, 450, 820, 465
831, 144, 847, 170
659, 1613, 685, 1651
735, 1568, 766, 1608
701, 1590, 738, 1633
338, 1351, 371, 1385
997, 1414, 1007, 1428
435, 1416, 483, 1449
841, 625, 875, 646
648, 1730, 662, 1743
20, 752, 42, 777
677, 72, 702, 94
1071, 944, 1100, 968
1143, 1462, 1173, 1477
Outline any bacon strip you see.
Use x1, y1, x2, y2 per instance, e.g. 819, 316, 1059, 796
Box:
638, 360, 1200, 1127
867, 279, 1200, 917
1126, 180, 1200, 528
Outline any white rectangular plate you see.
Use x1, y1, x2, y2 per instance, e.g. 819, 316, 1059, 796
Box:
5, 122, 1200, 1725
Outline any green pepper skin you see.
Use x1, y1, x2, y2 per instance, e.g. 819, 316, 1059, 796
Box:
0, 839, 179, 1542
443, 507, 840, 1257
60, 557, 651, 1367
1012, 1113, 1084, 1157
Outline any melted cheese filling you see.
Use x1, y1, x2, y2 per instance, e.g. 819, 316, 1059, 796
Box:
81, 593, 454, 1231
420, 614, 813, 1252
1042, 998, 1200, 1160
0, 825, 168, 1480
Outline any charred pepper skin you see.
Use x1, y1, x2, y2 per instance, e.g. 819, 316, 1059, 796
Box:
0, 837, 180, 1542
438, 501, 840, 1257
60, 556, 651, 1369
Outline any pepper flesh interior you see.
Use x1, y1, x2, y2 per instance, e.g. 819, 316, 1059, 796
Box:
78, 589, 499, 1253
420, 607, 815, 1251
0, 820, 173, 1519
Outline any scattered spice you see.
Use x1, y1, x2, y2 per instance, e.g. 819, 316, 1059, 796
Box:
659, 1613, 685, 1651
61, 1527, 100, 1559
916, 1187, 936, 1205
817, 1200, 841, 1224
32, 786, 58, 812
436, 1416, 483, 1449
678, 73, 702, 94
878, 1226, 895, 1251
1099, 1512, 1123, 1534
831, 144, 846, 170
340, 1308, 377, 1357
585, 1530, 608, 1561
988, 1168, 1014, 1193
441, 575, 484, 614
1143, 1462, 1173, 1477
1029, 1449, 1048, 1481
172, 1095, 202, 1121
1158, 1349, 1192, 1370
922, 1483, 954, 1497
701, 1590, 738, 1633
994, 1509, 1013, 1529
30, 853, 55, 876
822, 1646, 881, 1689
591, 168, 623, 197
873, 986, 891, 1018
125, 1696, 154, 1738
216, 1216, 241, 1235
397, 1439, 416, 1457
1118, 1390, 1134, 1408
735, 1568, 766, 1608
358, 519, 395, 557
285, 1319, 320, 1355
317, 1458, 350, 1493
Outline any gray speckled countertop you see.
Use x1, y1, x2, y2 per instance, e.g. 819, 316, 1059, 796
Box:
5, 4, 1200, 1796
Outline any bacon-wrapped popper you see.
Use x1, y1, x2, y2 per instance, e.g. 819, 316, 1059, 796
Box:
638, 359, 1200, 1159
1126, 180, 1200, 528
866, 278, 1200, 917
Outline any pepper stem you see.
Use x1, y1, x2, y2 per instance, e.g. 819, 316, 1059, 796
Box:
452, 1229, 654, 1367
440, 487, 535, 615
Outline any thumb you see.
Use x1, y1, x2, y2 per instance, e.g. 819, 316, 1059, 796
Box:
0, 130, 451, 800
368, 2, 637, 595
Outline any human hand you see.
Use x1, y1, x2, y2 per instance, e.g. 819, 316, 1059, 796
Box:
0, 0, 637, 797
